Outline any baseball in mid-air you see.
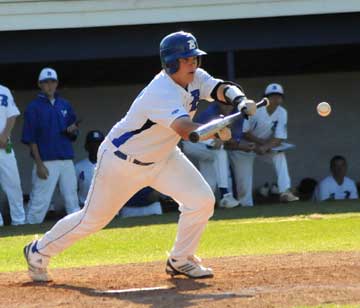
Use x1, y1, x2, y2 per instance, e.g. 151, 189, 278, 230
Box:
317, 102, 331, 117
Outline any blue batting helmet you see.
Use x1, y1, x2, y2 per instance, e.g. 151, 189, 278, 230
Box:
160, 31, 207, 74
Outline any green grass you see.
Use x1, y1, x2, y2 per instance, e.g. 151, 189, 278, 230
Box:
0, 201, 359, 272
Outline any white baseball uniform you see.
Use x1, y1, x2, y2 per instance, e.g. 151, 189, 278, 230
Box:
120, 202, 162, 218
182, 140, 231, 192
313, 176, 359, 201
76, 158, 163, 216
27, 160, 79, 224
0, 85, 25, 225
229, 105, 291, 206
35, 68, 222, 260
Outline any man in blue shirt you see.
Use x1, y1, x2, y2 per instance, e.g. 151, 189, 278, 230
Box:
22, 68, 80, 224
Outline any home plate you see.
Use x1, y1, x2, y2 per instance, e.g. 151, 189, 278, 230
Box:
94, 285, 174, 294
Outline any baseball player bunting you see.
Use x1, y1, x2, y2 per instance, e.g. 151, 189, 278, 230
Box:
23, 31, 258, 281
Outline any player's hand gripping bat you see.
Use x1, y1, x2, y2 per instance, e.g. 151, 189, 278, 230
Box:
188, 98, 269, 143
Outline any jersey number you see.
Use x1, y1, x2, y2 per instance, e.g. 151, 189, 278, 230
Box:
271, 120, 278, 132
344, 191, 351, 199
0, 95, 8, 107
190, 90, 200, 112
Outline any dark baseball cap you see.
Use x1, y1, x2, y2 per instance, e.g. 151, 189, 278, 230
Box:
85, 130, 105, 144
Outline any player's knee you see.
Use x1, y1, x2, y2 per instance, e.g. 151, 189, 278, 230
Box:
200, 192, 215, 219
182, 188, 215, 221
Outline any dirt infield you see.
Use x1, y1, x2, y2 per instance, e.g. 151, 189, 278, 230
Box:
1, 251, 360, 308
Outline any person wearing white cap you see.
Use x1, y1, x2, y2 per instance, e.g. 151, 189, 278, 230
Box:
22, 67, 80, 224
228, 83, 299, 206
0, 84, 26, 226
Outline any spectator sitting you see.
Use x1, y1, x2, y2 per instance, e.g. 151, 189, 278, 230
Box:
182, 101, 241, 208
119, 187, 163, 218
75, 130, 105, 207
22, 68, 80, 224
229, 83, 299, 206
313, 155, 358, 201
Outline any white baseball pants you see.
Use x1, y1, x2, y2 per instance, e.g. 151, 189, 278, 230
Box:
36, 141, 215, 260
182, 141, 230, 192
27, 160, 80, 224
229, 151, 291, 206
0, 149, 25, 225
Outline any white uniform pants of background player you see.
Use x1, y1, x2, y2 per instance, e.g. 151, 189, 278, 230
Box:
182, 141, 230, 193
35, 140, 214, 260
0, 149, 25, 226
229, 151, 291, 206
27, 160, 80, 224
120, 201, 163, 218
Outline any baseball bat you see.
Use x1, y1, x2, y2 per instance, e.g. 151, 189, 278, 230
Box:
189, 98, 269, 143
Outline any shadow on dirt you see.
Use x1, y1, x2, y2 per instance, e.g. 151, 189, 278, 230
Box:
22, 278, 253, 308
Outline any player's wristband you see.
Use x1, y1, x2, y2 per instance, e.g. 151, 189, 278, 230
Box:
223, 85, 245, 105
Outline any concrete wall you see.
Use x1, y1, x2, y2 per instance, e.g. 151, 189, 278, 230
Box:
2, 0, 360, 31
3, 70, 360, 200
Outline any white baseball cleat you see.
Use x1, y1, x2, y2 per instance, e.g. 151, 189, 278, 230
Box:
166, 255, 213, 278
280, 189, 299, 203
218, 193, 239, 209
23, 240, 52, 282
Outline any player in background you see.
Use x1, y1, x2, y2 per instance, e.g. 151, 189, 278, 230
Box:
23, 31, 257, 281
313, 155, 358, 201
231, 83, 299, 206
75, 130, 105, 207
0, 84, 26, 226
22, 68, 80, 224
182, 101, 253, 208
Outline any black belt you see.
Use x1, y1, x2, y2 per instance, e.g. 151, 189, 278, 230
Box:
114, 150, 154, 166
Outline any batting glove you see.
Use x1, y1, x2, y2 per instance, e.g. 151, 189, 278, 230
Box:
237, 99, 257, 116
